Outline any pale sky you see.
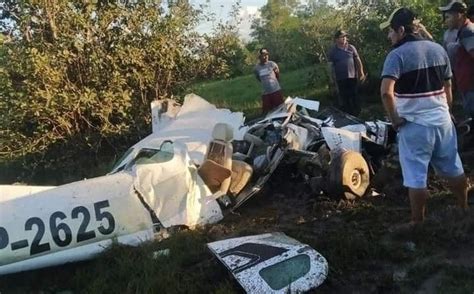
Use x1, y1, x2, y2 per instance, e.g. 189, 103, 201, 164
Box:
191, 0, 266, 40
191, 0, 336, 40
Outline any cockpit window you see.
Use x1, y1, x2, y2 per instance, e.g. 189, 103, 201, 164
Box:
110, 147, 135, 172
111, 141, 174, 173
125, 141, 174, 170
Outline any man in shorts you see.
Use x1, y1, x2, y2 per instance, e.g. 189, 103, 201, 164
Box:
254, 48, 284, 114
379, 7, 468, 224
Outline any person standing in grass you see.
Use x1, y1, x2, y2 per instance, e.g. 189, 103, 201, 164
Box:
439, 1, 474, 133
379, 7, 468, 225
327, 30, 366, 117
254, 48, 284, 114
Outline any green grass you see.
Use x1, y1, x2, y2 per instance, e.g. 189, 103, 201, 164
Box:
186, 65, 332, 118
0, 231, 237, 294
185, 65, 383, 121
438, 266, 474, 293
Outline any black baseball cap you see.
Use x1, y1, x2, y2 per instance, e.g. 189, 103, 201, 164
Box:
380, 7, 416, 30
468, 5, 474, 16
334, 30, 348, 38
439, 0, 467, 13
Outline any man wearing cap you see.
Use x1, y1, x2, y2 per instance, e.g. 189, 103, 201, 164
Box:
254, 48, 284, 113
468, 5, 474, 22
379, 7, 468, 225
440, 0, 474, 131
327, 30, 366, 117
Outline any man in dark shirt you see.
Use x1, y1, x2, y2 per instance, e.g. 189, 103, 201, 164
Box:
328, 30, 366, 117
440, 1, 474, 130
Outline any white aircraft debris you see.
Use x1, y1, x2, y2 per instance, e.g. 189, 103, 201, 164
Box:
0, 93, 395, 275
208, 232, 328, 293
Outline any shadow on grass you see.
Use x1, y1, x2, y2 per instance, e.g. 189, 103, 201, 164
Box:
0, 231, 240, 294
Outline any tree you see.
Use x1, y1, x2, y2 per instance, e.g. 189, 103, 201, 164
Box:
0, 0, 208, 170
251, 0, 310, 68
198, 2, 252, 79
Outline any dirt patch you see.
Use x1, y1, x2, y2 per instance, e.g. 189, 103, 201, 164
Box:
202, 149, 474, 293
1, 151, 473, 293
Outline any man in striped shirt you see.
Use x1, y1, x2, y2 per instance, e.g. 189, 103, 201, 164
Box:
379, 7, 468, 225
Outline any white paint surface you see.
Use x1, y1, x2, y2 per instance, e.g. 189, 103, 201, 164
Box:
116, 94, 246, 169
0, 185, 56, 202
133, 142, 223, 228
0, 173, 154, 274
322, 127, 362, 152
208, 232, 328, 293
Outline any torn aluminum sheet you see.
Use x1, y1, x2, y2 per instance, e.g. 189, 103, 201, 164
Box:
235, 100, 394, 203
0, 141, 222, 275
248, 97, 319, 126
113, 93, 247, 170
284, 123, 309, 150
291, 97, 320, 111
321, 127, 362, 153
311, 107, 392, 148
208, 232, 328, 293
132, 141, 223, 228
341, 121, 389, 147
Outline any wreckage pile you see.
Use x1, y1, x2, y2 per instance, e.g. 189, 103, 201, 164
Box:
0, 94, 397, 292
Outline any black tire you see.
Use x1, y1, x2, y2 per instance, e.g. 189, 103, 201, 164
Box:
328, 150, 370, 200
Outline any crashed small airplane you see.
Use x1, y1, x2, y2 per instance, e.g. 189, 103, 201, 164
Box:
0, 94, 394, 275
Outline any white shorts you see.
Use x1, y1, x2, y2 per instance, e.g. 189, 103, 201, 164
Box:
398, 121, 464, 189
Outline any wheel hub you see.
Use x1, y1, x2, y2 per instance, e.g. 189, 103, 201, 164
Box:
350, 169, 362, 189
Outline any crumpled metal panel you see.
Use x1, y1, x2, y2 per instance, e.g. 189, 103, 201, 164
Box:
133, 142, 223, 228
208, 232, 328, 293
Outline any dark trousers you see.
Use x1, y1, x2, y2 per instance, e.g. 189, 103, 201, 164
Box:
336, 78, 360, 117
262, 90, 284, 113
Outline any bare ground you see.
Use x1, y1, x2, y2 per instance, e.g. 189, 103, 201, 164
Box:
205, 149, 474, 293
1, 151, 473, 293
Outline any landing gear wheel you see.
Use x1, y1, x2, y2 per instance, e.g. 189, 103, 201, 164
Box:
328, 150, 370, 200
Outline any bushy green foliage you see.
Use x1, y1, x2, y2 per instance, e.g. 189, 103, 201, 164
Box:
0, 0, 251, 175
251, 0, 310, 69
1, 1, 201, 162
200, 23, 252, 79
198, 3, 254, 79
